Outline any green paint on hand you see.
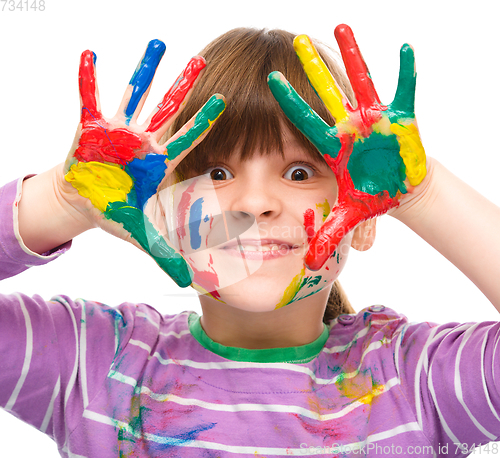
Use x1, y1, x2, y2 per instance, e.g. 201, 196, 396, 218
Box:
390, 44, 416, 117
105, 201, 193, 287
267, 71, 342, 159
166, 94, 225, 161
348, 132, 407, 198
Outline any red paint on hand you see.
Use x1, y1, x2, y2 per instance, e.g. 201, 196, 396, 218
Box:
305, 135, 399, 271
79, 50, 101, 123
146, 56, 206, 133
77, 50, 144, 166
334, 25, 382, 111
75, 126, 143, 165
303, 208, 316, 245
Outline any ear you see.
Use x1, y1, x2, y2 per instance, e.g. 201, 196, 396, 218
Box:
351, 218, 377, 251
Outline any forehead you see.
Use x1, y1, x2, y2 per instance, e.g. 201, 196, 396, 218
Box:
235, 130, 326, 166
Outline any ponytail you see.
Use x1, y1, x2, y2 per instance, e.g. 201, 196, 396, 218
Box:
323, 281, 355, 324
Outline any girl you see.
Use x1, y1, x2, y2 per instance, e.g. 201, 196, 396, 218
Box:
1, 25, 500, 457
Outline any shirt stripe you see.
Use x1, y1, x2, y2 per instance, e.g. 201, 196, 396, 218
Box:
4, 293, 33, 411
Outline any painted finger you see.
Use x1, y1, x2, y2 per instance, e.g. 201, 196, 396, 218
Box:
390, 44, 416, 116
390, 122, 426, 186
306, 173, 402, 270
164, 94, 226, 164
268, 71, 341, 158
334, 24, 381, 110
145, 56, 206, 138
106, 201, 194, 287
79, 50, 102, 123
293, 35, 349, 123
118, 39, 166, 125
305, 200, 369, 271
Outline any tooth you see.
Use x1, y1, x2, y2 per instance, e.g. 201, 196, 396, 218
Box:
238, 245, 259, 252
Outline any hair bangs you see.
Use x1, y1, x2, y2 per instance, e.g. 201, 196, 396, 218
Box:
168, 28, 352, 180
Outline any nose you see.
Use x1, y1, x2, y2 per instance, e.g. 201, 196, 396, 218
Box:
227, 178, 283, 221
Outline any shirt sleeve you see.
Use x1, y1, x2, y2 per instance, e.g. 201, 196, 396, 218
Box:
0, 293, 135, 445
0, 176, 71, 281
395, 317, 500, 454
0, 178, 133, 445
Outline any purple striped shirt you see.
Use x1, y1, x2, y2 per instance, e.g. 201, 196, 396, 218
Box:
1, 177, 500, 457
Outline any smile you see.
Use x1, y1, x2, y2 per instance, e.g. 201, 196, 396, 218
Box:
220, 240, 302, 260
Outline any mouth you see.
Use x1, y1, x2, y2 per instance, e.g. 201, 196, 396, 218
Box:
220, 239, 302, 260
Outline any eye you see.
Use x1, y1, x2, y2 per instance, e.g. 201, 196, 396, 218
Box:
284, 162, 316, 181
206, 166, 234, 181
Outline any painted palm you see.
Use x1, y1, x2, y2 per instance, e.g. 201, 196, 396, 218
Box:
64, 40, 225, 287
268, 25, 426, 271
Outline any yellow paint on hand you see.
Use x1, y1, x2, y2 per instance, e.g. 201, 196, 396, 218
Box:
293, 35, 349, 123
372, 117, 392, 136
275, 266, 305, 309
390, 122, 426, 186
65, 161, 133, 213
316, 199, 331, 222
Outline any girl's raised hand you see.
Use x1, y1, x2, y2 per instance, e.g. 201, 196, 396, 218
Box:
61, 40, 225, 287
268, 24, 426, 271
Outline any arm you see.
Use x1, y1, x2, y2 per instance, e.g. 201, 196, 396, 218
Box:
391, 158, 500, 312
16, 41, 225, 287
0, 176, 72, 281
0, 291, 134, 443
394, 315, 500, 451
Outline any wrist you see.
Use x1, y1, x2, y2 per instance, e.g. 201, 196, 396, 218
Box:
18, 165, 94, 254
389, 156, 437, 228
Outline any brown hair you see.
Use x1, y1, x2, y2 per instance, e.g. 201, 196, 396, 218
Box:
166, 27, 356, 323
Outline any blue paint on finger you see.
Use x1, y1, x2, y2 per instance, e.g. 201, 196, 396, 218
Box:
125, 39, 166, 124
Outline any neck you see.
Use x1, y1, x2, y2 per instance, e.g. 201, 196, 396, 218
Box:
198, 288, 330, 349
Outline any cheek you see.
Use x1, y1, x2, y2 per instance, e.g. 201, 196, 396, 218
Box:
320, 233, 352, 278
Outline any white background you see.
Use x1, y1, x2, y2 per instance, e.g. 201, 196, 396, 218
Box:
0, 0, 499, 455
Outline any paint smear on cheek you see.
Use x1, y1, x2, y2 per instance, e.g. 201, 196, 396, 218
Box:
316, 199, 331, 222
275, 266, 306, 309
188, 197, 203, 250
189, 257, 222, 301
175, 182, 196, 240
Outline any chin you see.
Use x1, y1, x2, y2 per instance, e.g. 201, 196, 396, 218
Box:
198, 271, 334, 313
191, 235, 352, 312
206, 276, 289, 312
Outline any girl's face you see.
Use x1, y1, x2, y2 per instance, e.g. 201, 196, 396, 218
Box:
159, 133, 352, 312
